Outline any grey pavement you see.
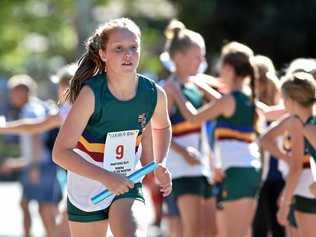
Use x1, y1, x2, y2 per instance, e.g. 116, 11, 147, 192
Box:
0, 182, 165, 237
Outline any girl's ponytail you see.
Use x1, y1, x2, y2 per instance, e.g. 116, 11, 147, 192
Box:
65, 33, 105, 103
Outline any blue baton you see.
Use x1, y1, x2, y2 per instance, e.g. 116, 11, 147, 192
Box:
91, 161, 158, 205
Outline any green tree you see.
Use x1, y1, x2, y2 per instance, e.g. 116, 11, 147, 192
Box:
0, 0, 176, 80
170, 0, 316, 70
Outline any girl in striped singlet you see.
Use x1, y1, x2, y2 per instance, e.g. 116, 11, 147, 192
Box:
260, 72, 316, 237
53, 18, 172, 237
162, 20, 218, 237
165, 42, 261, 237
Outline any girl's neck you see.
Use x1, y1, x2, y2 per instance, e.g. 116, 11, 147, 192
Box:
230, 77, 247, 93
295, 106, 313, 123
106, 71, 138, 101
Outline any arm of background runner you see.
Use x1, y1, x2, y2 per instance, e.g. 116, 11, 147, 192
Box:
256, 101, 286, 122
190, 75, 222, 101
0, 114, 63, 135
260, 117, 291, 163
0, 158, 28, 174
277, 116, 305, 225
173, 92, 234, 124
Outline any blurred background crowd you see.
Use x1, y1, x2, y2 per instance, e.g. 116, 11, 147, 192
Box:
0, 1, 316, 237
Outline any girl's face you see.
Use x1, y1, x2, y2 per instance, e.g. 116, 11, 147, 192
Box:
9, 86, 29, 108
100, 28, 140, 75
174, 45, 205, 76
219, 63, 235, 88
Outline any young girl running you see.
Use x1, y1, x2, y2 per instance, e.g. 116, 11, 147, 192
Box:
260, 72, 316, 237
165, 44, 261, 237
52, 18, 172, 237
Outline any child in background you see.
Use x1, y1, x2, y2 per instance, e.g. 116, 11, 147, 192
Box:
165, 42, 261, 237
260, 72, 316, 237
162, 19, 217, 237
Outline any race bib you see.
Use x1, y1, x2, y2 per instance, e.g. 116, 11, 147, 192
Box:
103, 130, 139, 176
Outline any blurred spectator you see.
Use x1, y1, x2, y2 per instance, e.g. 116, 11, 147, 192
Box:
0, 74, 62, 237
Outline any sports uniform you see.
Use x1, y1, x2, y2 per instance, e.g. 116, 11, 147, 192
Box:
67, 73, 157, 222
214, 91, 261, 201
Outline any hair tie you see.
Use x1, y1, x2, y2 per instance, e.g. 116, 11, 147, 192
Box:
89, 34, 101, 52
94, 34, 102, 49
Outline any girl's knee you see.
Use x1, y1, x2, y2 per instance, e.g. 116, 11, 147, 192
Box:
110, 213, 147, 237
183, 223, 202, 237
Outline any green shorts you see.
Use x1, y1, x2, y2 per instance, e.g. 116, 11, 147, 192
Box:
222, 167, 261, 201
67, 183, 144, 222
293, 195, 316, 214
172, 176, 213, 198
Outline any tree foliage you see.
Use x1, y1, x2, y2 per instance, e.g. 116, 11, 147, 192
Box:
0, 0, 175, 80
171, 0, 316, 70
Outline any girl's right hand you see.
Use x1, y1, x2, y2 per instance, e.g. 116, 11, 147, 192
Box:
101, 171, 134, 196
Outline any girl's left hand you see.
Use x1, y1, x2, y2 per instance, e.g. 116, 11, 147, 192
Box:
277, 201, 290, 226
155, 164, 172, 197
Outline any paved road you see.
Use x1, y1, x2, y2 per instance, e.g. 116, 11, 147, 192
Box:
0, 182, 45, 237
0, 182, 164, 237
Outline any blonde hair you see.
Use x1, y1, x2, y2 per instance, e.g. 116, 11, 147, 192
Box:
281, 72, 316, 107
221, 41, 254, 59
164, 19, 205, 58
286, 58, 316, 79
252, 55, 280, 105
51, 63, 77, 86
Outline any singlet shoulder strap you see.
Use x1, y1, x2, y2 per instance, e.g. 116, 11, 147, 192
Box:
293, 114, 314, 126
304, 116, 314, 126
